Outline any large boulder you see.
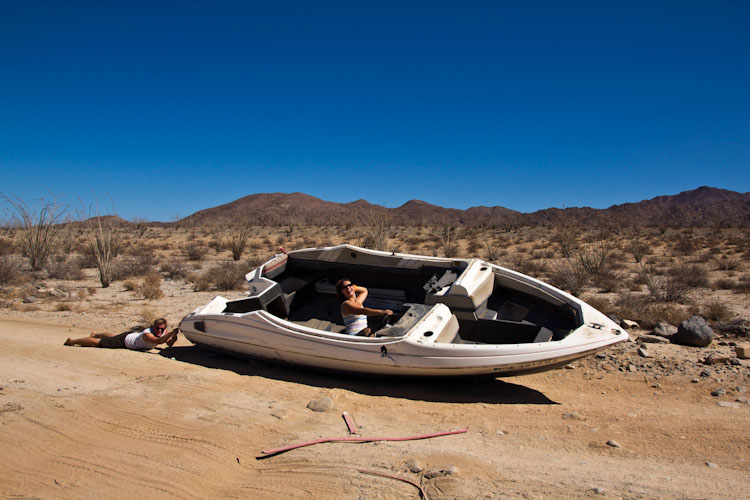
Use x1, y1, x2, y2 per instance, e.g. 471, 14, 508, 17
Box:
672, 316, 714, 347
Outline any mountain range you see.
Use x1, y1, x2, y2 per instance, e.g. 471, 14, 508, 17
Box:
178, 186, 750, 228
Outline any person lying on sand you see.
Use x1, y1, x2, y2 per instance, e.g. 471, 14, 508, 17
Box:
64, 318, 179, 350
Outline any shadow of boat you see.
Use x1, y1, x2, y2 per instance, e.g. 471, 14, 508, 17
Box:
158, 345, 558, 405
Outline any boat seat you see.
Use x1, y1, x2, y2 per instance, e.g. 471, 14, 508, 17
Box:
425, 259, 494, 312
266, 291, 296, 319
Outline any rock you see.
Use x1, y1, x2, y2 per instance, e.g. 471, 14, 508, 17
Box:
627, 363, 637, 372
705, 461, 718, 468
673, 316, 714, 347
653, 321, 678, 338
700, 368, 712, 377
593, 487, 607, 495
606, 440, 621, 448
703, 354, 730, 365
736, 386, 747, 393
22, 296, 39, 304
620, 319, 639, 330
711, 388, 727, 397
717, 402, 741, 408
637, 347, 654, 358
735, 345, 750, 360
424, 466, 458, 479
495, 430, 506, 435
563, 412, 585, 420
306, 396, 333, 412
736, 396, 749, 404
595, 352, 607, 359
48, 288, 66, 297
638, 334, 670, 344
729, 358, 742, 366
405, 459, 423, 473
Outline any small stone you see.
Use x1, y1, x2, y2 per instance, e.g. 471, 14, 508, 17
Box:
705, 462, 718, 468
651, 383, 661, 388
495, 429, 505, 435
405, 459, 423, 473
620, 319, 639, 330
691, 378, 700, 383
424, 466, 457, 479
23, 296, 39, 304
736, 386, 747, 393
627, 363, 637, 372
700, 368, 712, 377
564, 363, 576, 369
717, 401, 741, 408
270, 410, 288, 419
593, 487, 607, 495
736, 396, 748, 404
703, 354, 730, 365
735, 345, 750, 359
563, 412, 584, 420
637, 347, 654, 358
606, 440, 621, 448
711, 388, 727, 397
306, 396, 333, 412
638, 334, 670, 344
729, 358, 742, 366
653, 321, 678, 337
595, 352, 607, 359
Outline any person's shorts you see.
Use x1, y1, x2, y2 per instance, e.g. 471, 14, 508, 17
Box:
98, 332, 129, 349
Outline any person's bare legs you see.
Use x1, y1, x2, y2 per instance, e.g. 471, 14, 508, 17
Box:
91, 331, 115, 339
64, 336, 102, 347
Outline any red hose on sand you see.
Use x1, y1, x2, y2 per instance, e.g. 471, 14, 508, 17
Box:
260, 428, 468, 456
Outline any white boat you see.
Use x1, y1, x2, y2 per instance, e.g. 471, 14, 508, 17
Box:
179, 244, 627, 377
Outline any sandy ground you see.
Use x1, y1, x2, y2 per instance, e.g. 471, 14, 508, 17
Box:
1, 310, 749, 500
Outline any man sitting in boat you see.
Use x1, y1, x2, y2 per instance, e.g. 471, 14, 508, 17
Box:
336, 279, 393, 337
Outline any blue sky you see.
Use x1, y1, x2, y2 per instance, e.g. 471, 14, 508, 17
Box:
1, 1, 748, 222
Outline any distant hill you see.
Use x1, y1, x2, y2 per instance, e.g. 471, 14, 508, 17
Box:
178, 187, 750, 228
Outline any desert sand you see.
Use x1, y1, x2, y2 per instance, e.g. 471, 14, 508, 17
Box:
1, 308, 748, 500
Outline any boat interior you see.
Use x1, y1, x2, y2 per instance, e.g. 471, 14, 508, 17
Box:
220, 248, 583, 345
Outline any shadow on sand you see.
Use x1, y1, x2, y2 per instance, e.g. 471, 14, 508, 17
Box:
158, 345, 558, 405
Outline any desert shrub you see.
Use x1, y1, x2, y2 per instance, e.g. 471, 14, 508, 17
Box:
160, 259, 188, 280
113, 254, 155, 280
712, 278, 737, 290
549, 260, 589, 297
360, 212, 392, 251
193, 261, 247, 291
694, 300, 732, 322
0, 238, 15, 255
45, 254, 84, 280
673, 236, 696, 255
625, 240, 650, 263
668, 264, 709, 288
483, 241, 501, 262
137, 273, 164, 300
190, 273, 212, 292
582, 295, 614, 316
85, 215, 124, 288
715, 257, 741, 271
4, 195, 69, 270
183, 241, 208, 261
227, 227, 251, 260
122, 279, 139, 292
0, 255, 21, 285
614, 293, 651, 323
